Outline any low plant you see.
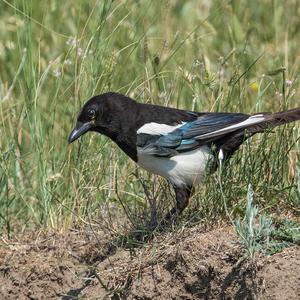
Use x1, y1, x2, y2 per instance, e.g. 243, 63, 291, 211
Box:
234, 184, 273, 261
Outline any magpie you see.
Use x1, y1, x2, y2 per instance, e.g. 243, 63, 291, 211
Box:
68, 92, 300, 225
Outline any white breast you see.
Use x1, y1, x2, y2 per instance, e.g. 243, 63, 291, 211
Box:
137, 146, 212, 187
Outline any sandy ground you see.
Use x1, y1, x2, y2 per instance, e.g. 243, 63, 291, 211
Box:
0, 225, 299, 299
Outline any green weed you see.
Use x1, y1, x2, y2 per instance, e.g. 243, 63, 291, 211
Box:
0, 0, 299, 236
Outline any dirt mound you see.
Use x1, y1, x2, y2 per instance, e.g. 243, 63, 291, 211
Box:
0, 226, 299, 299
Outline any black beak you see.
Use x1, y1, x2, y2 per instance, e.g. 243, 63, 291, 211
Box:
68, 121, 93, 144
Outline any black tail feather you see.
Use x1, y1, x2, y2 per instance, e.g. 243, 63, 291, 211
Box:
216, 107, 300, 162
255, 107, 300, 131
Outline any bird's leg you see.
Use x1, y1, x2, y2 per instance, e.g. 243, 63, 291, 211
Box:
158, 185, 192, 227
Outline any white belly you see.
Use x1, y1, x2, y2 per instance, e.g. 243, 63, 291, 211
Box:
137, 146, 212, 187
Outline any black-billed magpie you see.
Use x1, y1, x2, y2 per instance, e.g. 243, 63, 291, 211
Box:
68, 92, 300, 225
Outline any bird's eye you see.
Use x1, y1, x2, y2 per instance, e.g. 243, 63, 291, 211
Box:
88, 109, 96, 118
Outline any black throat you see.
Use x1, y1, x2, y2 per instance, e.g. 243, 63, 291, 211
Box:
94, 123, 139, 162
94, 94, 197, 162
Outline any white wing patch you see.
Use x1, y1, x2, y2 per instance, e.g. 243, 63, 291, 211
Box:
137, 122, 186, 135
196, 114, 266, 138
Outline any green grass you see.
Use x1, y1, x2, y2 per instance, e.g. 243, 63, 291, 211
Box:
0, 0, 300, 236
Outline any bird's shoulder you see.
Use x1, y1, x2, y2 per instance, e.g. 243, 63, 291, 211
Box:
135, 105, 252, 157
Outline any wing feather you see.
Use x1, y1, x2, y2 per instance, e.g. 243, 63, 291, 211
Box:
136, 112, 267, 157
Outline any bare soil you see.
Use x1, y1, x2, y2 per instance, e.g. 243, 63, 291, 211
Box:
0, 225, 299, 299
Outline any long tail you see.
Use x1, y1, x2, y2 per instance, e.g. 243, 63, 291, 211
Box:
217, 107, 300, 160
258, 107, 300, 130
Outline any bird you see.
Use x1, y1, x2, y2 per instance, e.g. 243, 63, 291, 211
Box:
68, 92, 300, 226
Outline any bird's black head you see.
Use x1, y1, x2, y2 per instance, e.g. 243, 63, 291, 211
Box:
68, 92, 136, 144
